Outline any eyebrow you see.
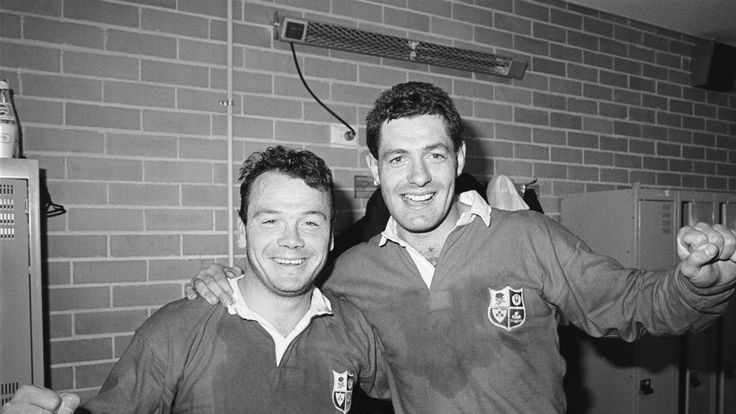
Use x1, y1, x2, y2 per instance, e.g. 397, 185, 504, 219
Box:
252, 209, 328, 219
380, 142, 451, 158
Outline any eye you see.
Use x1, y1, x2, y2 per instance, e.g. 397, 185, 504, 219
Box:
388, 155, 406, 166
428, 152, 447, 161
261, 218, 277, 225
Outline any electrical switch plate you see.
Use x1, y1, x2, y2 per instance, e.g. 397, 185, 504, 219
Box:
330, 123, 356, 146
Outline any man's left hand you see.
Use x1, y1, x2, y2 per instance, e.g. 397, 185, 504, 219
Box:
677, 222, 736, 288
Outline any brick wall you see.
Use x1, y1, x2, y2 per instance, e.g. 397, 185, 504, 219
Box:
1, 0, 735, 398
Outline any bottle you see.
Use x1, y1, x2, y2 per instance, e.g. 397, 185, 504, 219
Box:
0, 79, 19, 158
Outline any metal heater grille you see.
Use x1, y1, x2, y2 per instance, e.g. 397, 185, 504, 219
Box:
276, 15, 527, 79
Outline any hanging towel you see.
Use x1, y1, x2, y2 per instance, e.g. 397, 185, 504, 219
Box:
486, 174, 530, 211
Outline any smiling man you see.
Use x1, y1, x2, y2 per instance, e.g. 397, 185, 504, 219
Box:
3, 146, 387, 414
189, 82, 736, 413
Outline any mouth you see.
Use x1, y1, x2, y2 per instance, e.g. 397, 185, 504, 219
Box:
273, 257, 307, 266
401, 192, 435, 205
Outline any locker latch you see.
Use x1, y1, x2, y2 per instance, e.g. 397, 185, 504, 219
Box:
639, 379, 654, 395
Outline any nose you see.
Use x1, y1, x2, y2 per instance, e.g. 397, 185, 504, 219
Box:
279, 223, 304, 249
408, 159, 431, 186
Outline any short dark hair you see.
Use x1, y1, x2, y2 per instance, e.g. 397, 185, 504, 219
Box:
238, 146, 335, 224
365, 82, 464, 159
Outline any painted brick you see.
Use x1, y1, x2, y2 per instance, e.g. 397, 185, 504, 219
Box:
584, 150, 614, 166
47, 181, 107, 205
568, 132, 598, 148
629, 107, 655, 123
629, 170, 656, 185
494, 159, 533, 177
110, 234, 181, 257
599, 102, 628, 118
551, 44, 582, 62
431, 16, 473, 40
615, 153, 642, 168
494, 86, 532, 105
0, 13, 21, 38
0, 42, 61, 72
614, 121, 642, 137
668, 129, 691, 144
495, 123, 532, 142
50, 338, 112, 364
141, 8, 210, 38
22, 73, 101, 101
112, 284, 182, 307
549, 78, 581, 95
76, 310, 148, 335
181, 184, 228, 207
475, 26, 514, 49
243, 95, 302, 119
452, 3, 494, 25
68, 156, 142, 181
180, 38, 230, 65
107, 133, 178, 158
600, 168, 629, 183
69, 208, 143, 231
64, 0, 138, 27
568, 165, 599, 181
49, 314, 72, 338
49, 366, 73, 390
533, 128, 566, 145
518, 36, 550, 57
146, 209, 214, 231
48, 286, 110, 311
515, 107, 549, 126
109, 183, 180, 206
566, 97, 596, 115
179, 137, 229, 159
495, 13, 531, 35
142, 109, 211, 135
74, 260, 147, 284
582, 117, 613, 134
141, 60, 209, 87
692, 162, 716, 175
47, 235, 107, 259
551, 147, 582, 163
24, 16, 103, 49
63, 51, 139, 80
669, 159, 692, 173
475, 102, 513, 121
179, 0, 230, 17
515, 143, 549, 160
2, 0, 61, 15
534, 162, 567, 179
177, 88, 228, 114
76, 362, 116, 388
104, 81, 175, 108
629, 139, 655, 154
48, 261, 71, 285
67, 103, 141, 130
642, 125, 668, 140
107, 29, 176, 58
333, 0, 382, 21
24, 127, 104, 153
551, 112, 582, 129
183, 234, 228, 255
145, 160, 213, 183
149, 258, 220, 282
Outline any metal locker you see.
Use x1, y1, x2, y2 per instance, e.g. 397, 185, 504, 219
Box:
560, 185, 680, 414
0, 159, 44, 405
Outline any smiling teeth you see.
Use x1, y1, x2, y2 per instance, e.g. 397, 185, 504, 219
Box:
404, 193, 432, 202
274, 258, 305, 265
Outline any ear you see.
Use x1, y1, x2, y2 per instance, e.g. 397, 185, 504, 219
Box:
366, 153, 380, 186
237, 218, 246, 248
455, 142, 466, 177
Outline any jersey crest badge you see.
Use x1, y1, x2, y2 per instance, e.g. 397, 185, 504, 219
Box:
488, 286, 525, 331
332, 370, 354, 413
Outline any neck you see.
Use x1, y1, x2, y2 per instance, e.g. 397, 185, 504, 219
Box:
239, 274, 312, 336
397, 199, 461, 263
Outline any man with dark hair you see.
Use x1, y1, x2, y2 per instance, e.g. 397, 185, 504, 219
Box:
3, 146, 387, 414
190, 82, 736, 413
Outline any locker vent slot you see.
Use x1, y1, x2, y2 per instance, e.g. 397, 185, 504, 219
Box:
0, 183, 15, 241
1, 381, 19, 405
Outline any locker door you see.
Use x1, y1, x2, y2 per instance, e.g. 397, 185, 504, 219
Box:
0, 178, 32, 405
634, 199, 679, 414
682, 196, 718, 414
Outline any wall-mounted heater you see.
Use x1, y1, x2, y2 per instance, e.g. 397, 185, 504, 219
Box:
274, 13, 527, 80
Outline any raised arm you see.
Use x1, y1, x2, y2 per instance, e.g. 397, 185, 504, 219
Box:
184, 263, 243, 306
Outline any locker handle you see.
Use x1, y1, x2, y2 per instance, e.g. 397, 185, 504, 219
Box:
639, 379, 654, 395
689, 371, 701, 388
